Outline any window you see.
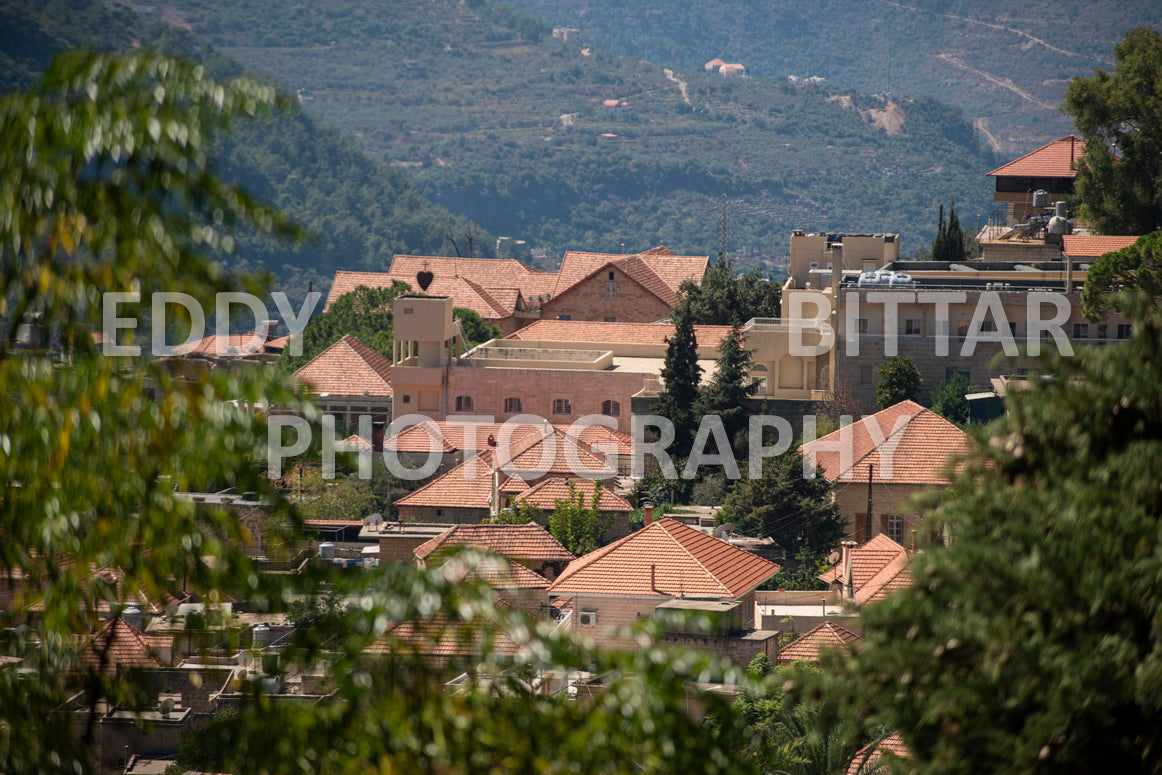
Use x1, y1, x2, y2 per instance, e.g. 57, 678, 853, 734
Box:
603, 316, 617, 322
859, 364, 873, 385
980, 318, 997, 332
887, 515, 904, 544
1118, 323, 1133, 339
904, 318, 921, 335
1009, 321, 1019, 337
558, 315, 572, 321
857, 317, 869, 334
436, 509, 443, 517
454, 395, 473, 412
605, 278, 618, 299
1073, 323, 1088, 339
552, 398, 572, 415
1097, 323, 1108, 340
956, 321, 969, 341
608, 271, 615, 280
601, 400, 621, 417
402, 394, 411, 404
503, 397, 522, 414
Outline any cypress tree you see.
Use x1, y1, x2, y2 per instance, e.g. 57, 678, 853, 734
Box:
946, 202, 966, 262
697, 321, 755, 446
655, 306, 703, 457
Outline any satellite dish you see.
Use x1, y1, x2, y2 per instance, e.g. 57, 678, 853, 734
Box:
711, 522, 735, 539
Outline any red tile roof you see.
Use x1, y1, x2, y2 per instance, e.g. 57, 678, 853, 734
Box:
551, 249, 708, 302
506, 319, 731, 349
516, 477, 633, 512
414, 522, 575, 563
846, 732, 909, 775
441, 556, 552, 589
363, 612, 525, 658
293, 334, 392, 397
986, 135, 1084, 178
799, 400, 970, 485
326, 256, 555, 316
1061, 234, 1141, 258
819, 535, 913, 605
776, 621, 861, 665
548, 518, 780, 597
83, 619, 168, 671
171, 332, 281, 357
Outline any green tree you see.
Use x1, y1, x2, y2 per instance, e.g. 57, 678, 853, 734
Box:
277, 284, 405, 372
765, 546, 832, 591
697, 321, 756, 448
676, 262, 781, 325
486, 498, 542, 525
929, 371, 971, 425
719, 450, 844, 556
455, 306, 501, 345
655, 305, 704, 457
1064, 27, 1162, 236
0, 51, 771, 775
292, 468, 376, 523
1080, 231, 1162, 319
931, 202, 966, 262
829, 299, 1162, 773
875, 355, 922, 408
548, 481, 613, 556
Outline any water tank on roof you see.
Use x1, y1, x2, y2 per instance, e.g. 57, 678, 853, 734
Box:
1032, 189, 1049, 207
252, 624, 274, 648
1048, 216, 1071, 235
122, 605, 143, 631
318, 542, 335, 560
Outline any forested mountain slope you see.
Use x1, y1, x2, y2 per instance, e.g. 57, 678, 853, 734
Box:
504, 0, 1161, 155
138, 0, 1000, 270
0, 0, 493, 300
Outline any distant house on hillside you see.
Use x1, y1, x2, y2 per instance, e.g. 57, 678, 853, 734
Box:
704, 57, 725, 72
705, 59, 745, 75
552, 27, 580, 43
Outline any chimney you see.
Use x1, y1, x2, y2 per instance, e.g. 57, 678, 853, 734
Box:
841, 540, 857, 600
644, 504, 653, 526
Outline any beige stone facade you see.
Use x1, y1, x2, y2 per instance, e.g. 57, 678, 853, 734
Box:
539, 264, 672, 323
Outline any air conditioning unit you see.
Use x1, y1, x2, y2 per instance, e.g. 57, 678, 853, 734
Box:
578, 611, 598, 627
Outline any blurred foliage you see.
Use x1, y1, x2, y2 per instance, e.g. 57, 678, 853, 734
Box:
0, 50, 784, 775
819, 297, 1162, 772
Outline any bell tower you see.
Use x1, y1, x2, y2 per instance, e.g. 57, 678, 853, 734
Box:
390, 295, 465, 421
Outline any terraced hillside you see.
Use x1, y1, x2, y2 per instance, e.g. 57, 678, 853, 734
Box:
139, 0, 1001, 270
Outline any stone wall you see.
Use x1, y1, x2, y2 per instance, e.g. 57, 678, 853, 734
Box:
540, 265, 673, 324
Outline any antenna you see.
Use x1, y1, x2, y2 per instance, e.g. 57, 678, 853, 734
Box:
717, 193, 732, 266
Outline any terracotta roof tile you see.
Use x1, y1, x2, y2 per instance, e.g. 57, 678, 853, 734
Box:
777, 621, 861, 665
1061, 234, 1141, 258
986, 135, 1084, 178
819, 535, 913, 605
846, 732, 909, 774
507, 319, 731, 349
799, 400, 971, 485
83, 619, 168, 671
551, 249, 708, 301
293, 334, 392, 397
363, 612, 525, 658
515, 477, 633, 512
549, 518, 780, 597
171, 332, 281, 357
414, 523, 575, 563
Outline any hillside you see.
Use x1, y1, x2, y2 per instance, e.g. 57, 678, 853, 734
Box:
138, 0, 1000, 271
0, 0, 494, 300
503, 0, 1162, 155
